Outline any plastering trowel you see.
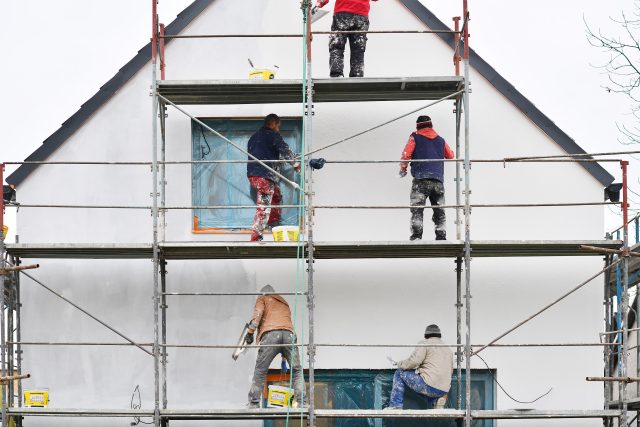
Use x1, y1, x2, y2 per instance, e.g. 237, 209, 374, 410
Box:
311, 6, 329, 23
232, 323, 251, 360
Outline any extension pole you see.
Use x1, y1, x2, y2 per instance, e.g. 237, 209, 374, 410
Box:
0, 163, 6, 427
620, 160, 630, 427
151, 1, 161, 426
304, 2, 316, 426
461, 2, 472, 427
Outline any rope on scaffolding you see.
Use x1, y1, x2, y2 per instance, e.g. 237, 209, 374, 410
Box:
304, 90, 463, 157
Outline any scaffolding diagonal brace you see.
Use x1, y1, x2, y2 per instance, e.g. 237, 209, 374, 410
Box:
19, 271, 153, 356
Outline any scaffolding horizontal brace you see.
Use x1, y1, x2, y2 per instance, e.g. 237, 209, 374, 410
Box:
586, 376, 640, 383
0, 373, 29, 382
580, 245, 640, 258
0, 264, 39, 275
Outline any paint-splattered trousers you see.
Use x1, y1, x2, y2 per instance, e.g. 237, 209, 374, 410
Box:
249, 176, 282, 239
329, 12, 369, 77
410, 178, 446, 240
248, 330, 306, 405
388, 369, 447, 409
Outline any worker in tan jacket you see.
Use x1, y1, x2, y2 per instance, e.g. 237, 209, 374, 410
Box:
386, 324, 453, 409
246, 285, 305, 409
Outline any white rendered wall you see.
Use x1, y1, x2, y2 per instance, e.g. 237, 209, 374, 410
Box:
13, 1, 609, 426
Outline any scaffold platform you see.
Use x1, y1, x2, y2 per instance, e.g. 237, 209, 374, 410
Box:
5, 407, 623, 420
156, 76, 464, 105
4, 240, 621, 260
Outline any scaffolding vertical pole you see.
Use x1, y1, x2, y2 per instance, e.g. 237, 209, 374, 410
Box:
15, 257, 21, 411
461, 2, 472, 426
7, 270, 13, 408
303, 1, 316, 425
0, 163, 6, 427
454, 92, 463, 419
604, 253, 612, 416
620, 160, 630, 427
160, 99, 167, 243
151, 2, 161, 427
160, 259, 168, 427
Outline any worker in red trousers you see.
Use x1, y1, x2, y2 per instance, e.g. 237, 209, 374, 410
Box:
247, 114, 300, 242
315, 0, 378, 77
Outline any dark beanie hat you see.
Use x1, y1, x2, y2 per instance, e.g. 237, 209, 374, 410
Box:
416, 115, 433, 129
425, 324, 441, 336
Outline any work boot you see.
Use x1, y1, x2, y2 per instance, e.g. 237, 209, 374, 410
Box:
410, 234, 422, 241
434, 394, 448, 409
246, 402, 261, 410
250, 231, 263, 242
435, 231, 446, 241
383, 406, 402, 411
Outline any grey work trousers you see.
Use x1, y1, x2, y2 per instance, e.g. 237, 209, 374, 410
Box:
248, 330, 305, 405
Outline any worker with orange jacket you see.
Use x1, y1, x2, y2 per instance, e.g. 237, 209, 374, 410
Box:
399, 116, 455, 241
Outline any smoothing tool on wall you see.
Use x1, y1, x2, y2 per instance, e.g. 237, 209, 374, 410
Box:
232, 323, 251, 360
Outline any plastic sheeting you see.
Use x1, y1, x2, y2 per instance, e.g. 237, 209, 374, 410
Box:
192, 118, 302, 230
267, 369, 495, 427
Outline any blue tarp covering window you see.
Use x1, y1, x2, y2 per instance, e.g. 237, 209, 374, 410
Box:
192, 118, 302, 231
266, 369, 495, 427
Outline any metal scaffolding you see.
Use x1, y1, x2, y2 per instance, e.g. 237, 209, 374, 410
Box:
0, 1, 638, 427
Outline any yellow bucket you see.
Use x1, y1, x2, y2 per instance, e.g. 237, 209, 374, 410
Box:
1, 225, 7, 240
24, 389, 49, 407
272, 226, 300, 242
267, 385, 294, 408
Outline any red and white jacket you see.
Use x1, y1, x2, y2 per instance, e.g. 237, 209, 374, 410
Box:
317, 0, 378, 17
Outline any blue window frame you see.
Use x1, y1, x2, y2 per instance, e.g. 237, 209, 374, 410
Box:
191, 118, 303, 232
265, 369, 496, 427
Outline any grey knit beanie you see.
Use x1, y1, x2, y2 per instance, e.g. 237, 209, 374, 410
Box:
425, 324, 441, 336
260, 284, 275, 294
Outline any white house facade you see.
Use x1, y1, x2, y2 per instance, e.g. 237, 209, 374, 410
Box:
5, 1, 618, 426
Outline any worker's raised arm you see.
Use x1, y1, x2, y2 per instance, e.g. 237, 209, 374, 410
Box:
399, 134, 416, 176
444, 141, 455, 159
248, 296, 265, 334
273, 134, 301, 172
397, 342, 427, 370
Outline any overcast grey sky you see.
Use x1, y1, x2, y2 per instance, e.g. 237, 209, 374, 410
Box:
0, 1, 637, 233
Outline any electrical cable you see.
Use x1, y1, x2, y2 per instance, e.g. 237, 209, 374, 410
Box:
473, 353, 553, 404
130, 385, 153, 425
199, 125, 212, 160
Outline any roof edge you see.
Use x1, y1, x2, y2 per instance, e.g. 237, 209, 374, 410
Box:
7, 0, 216, 186
399, 0, 615, 187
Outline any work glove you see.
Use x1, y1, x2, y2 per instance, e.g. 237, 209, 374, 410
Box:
399, 170, 407, 178
315, 0, 329, 8
294, 162, 302, 173
245, 332, 254, 345
309, 158, 326, 170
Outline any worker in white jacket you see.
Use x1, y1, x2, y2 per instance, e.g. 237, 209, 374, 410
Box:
386, 324, 453, 409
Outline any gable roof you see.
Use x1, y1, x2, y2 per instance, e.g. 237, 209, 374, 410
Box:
6, 0, 216, 186
7, 0, 614, 187
400, 0, 614, 186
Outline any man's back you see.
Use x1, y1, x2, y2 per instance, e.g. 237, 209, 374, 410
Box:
252, 294, 294, 342
420, 337, 453, 392
334, 0, 373, 16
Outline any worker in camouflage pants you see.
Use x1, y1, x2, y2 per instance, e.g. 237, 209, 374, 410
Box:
315, 0, 377, 77
246, 114, 300, 242
400, 116, 455, 241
